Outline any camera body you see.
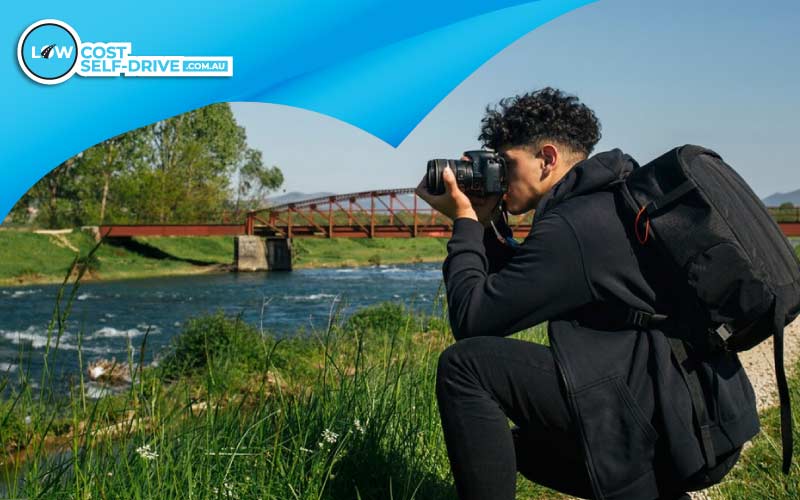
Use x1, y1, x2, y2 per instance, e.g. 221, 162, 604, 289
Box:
426, 150, 507, 197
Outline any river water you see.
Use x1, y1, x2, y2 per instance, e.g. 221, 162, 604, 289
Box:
0, 263, 444, 390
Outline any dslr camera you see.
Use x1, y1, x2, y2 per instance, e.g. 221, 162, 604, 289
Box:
426, 150, 507, 197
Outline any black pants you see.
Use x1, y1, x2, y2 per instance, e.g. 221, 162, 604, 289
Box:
434, 336, 739, 500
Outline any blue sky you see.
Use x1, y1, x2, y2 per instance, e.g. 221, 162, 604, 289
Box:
231, 0, 800, 199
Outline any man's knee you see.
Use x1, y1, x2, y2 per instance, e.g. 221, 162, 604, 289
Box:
435, 337, 494, 399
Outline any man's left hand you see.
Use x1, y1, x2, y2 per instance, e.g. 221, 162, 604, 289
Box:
415, 166, 478, 222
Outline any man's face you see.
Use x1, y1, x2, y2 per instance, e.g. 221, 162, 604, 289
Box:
498, 146, 546, 215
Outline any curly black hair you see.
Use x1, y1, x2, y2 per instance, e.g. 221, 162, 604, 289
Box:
478, 87, 601, 157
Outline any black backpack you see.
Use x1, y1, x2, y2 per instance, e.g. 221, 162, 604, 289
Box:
616, 145, 800, 474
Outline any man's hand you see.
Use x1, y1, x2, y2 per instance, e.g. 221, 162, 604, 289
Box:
415, 166, 504, 227
415, 166, 478, 222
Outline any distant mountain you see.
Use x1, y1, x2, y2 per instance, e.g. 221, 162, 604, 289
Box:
762, 189, 800, 207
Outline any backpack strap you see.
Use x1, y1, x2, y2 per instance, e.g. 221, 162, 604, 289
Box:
644, 179, 697, 215
774, 325, 793, 474
626, 309, 668, 329
626, 307, 718, 469
667, 336, 718, 469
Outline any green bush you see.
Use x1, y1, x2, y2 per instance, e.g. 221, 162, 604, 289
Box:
157, 312, 269, 380
343, 301, 411, 336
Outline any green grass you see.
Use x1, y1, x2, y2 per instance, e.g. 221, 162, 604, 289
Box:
1, 237, 793, 498
705, 361, 800, 499
0, 255, 557, 499
0, 230, 84, 279
292, 237, 448, 268
0, 230, 230, 285
137, 236, 234, 265
0, 229, 448, 286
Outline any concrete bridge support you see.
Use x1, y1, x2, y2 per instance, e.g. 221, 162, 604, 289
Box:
235, 236, 267, 271
234, 236, 293, 271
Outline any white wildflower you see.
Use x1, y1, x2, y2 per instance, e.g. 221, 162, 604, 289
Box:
135, 444, 158, 460
222, 482, 238, 499
321, 428, 338, 444
353, 418, 365, 435
24, 415, 31, 425
299, 446, 313, 453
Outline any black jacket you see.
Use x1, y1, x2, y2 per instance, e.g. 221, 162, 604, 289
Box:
442, 149, 759, 499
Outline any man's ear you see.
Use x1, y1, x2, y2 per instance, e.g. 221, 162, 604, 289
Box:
541, 144, 558, 169
538, 143, 559, 180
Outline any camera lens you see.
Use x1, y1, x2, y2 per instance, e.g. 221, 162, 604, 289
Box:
426, 159, 447, 195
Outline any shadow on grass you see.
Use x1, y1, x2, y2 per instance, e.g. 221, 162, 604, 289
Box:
106, 237, 218, 266
326, 440, 456, 500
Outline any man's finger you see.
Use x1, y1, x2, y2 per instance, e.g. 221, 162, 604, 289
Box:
442, 166, 458, 194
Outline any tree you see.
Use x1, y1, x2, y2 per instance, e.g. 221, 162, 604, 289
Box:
9, 156, 82, 228
75, 129, 151, 225
234, 148, 284, 214
141, 103, 252, 223
10, 103, 283, 227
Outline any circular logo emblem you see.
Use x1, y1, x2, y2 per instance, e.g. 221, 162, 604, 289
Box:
17, 19, 81, 85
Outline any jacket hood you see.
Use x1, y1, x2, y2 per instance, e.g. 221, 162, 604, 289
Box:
534, 149, 638, 220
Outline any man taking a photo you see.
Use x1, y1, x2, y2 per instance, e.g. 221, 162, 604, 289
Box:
415, 87, 758, 500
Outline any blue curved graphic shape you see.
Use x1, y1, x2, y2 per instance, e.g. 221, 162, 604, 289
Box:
1, 0, 594, 219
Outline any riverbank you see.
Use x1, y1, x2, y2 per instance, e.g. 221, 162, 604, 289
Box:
4, 230, 800, 498
0, 297, 549, 499
3, 299, 800, 499
0, 228, 448, 287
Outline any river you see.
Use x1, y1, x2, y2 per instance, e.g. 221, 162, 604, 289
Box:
0, 263, 444, 392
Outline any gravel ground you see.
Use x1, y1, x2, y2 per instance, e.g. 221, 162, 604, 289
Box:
738, 317, 800, 412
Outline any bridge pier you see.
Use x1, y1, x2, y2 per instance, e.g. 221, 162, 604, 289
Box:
234, 236, 293, 272
235, 236, 268, 271
266, 238, 293, 271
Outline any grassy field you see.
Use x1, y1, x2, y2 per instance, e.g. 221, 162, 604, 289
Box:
1, 237, 799, 498
0, 270, 552, 499
0, 229, 448, 286
710, 384, 800, 499
292, 238, 448, 268
3, 276, 799, 499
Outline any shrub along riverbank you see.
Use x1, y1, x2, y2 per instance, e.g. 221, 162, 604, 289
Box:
0, 228, 448, 286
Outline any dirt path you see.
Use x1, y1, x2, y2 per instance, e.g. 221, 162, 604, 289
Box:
50, 233, 80, 253
738, 317, 800, 411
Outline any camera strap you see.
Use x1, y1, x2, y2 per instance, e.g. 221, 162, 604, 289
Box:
490, 211, 520, 249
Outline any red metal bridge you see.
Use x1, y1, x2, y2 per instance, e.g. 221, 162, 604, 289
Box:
99, 188, 800, 238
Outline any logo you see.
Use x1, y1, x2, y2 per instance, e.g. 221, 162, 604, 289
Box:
17, 19, 80, 85
17, 19, 233, 85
